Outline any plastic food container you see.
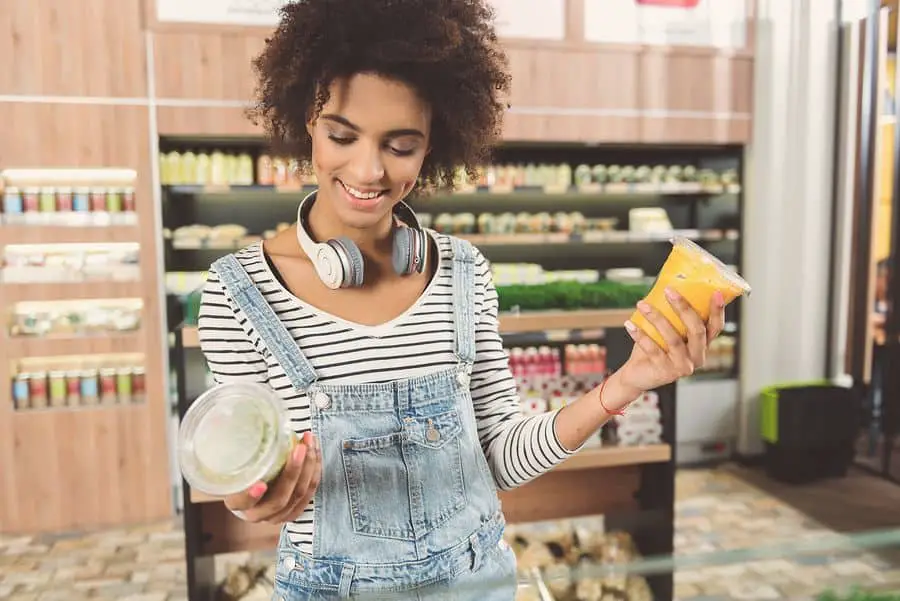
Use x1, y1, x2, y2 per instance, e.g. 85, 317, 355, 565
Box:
178, 382, 297, 497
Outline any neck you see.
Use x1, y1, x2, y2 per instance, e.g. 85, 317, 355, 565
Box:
304, 191, 395, 260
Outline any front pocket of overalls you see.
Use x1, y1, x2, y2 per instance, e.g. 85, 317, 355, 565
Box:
341, 409, 467, 541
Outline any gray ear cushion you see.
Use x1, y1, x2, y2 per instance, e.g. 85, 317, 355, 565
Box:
331, 237, 365, 287
415, 229, 427, 273
392, 227, 415, 275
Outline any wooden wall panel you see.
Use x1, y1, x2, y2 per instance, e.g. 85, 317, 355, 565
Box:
157, 106, 263, 137
152, 31, 266, 100
0, 0, 147, 96
0, 103, 171, 533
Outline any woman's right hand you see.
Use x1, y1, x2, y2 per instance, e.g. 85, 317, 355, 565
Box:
224, 431, 321, 525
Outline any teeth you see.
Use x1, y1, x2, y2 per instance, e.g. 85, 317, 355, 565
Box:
341, 181, 382, 200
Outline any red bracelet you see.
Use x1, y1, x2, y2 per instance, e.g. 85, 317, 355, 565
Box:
597, 376, 625, 416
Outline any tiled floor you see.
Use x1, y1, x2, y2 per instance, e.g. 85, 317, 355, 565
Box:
1, 466, 899, 601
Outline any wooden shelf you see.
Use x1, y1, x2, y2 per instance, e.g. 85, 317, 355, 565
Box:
0, 225, 140, 245
498, 309, 633, 333
554, 444, 671, 471
177, 309, 631, 347
5, 332, 143, 358
188, 444, 670, 505
4, 281, 143, 303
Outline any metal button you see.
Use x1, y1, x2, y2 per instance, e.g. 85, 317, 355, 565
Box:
426, 427, 441, 443
498, 539, 509, 551
456, 371, 470, 386
282, 556, 296, 571
314, 391, 331, 410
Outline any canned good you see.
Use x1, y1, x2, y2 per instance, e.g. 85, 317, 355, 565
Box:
56, 187, 73, 212
99, 368, 117, 404
132, 367, 146, 404
106, 189, 122, 213
49, 371, 67, 408
122, 187, 136, 212
80, 369, 99, 405
3, 187, 23, 216
23, 188, 40, 213
65, 371, 81, 407
90, 188, 107, 212
30, 372, 48, 409
39, 188, 56, 213
116, 368, 132, 403
13, 374, 30, 410
73, 187, 91, 212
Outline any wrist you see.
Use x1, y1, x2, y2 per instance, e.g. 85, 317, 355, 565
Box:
599, 370, 643, 413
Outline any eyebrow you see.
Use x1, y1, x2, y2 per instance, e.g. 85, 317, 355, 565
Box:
320, 114, 425, 139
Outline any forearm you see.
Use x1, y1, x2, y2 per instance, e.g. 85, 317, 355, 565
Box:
553, 370, 643, 452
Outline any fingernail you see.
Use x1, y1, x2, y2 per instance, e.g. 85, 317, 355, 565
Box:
714, 291, 725, 307
624, 320, 638, 334
664, 287, 678, 301
637, 301, 651, 314
250, 482, 267, 499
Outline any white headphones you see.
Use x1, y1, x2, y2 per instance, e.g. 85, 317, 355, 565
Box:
295, 190, 429, 290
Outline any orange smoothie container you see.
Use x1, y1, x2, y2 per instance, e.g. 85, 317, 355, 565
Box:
630, 236, 750, 350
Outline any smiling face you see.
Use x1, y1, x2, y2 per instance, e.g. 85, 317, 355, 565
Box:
307, 73, 431, 231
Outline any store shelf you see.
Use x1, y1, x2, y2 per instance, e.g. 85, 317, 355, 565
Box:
188, 443, 671, 505
3, 281, 143, 303
177, 309, 632, 347
0, 225, 141, 245
5, 332, 143, 358
464, 229, 738, 246
165, 183, 740, 198
554, 444, 671, 471
498, 309, 633, 333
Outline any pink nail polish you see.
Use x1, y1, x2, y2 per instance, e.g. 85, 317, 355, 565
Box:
250, 482, 267, 499
664, 287, 678, 301
637, 301, 651, 314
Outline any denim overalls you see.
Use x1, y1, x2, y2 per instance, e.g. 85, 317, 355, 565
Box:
213, 236, 518, 600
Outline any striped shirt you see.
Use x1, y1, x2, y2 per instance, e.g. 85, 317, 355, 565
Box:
197, 232, 575, 553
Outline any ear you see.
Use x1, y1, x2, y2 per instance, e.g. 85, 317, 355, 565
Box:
306, 120, 314, 138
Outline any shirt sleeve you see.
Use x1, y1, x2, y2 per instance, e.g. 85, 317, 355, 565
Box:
469, 249, 579, 491
197, 266, 269, 385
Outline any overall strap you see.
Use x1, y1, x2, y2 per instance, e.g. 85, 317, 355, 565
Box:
212, 254, 317, 391
449, 236, 477, 366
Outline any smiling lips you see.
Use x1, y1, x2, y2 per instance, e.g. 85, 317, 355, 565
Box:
338, 179, 388, 209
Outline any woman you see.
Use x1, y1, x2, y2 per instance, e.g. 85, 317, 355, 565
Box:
197, 1, 726, 599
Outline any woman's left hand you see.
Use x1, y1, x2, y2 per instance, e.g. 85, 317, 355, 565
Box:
617, 288, 726, 394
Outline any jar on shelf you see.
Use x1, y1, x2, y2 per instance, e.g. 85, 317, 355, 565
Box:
29, 372, 48, 409
65, 371, 82, 407
48, 371, 67, 408
99, 368, 117, 404
12, 373, 31, 410
80, 369, 99, 405
116, 367, 133, 404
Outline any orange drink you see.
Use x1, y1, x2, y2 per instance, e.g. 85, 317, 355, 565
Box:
630, 236, 750, 350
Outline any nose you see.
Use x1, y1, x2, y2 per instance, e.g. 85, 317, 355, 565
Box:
348, 140, 385, 184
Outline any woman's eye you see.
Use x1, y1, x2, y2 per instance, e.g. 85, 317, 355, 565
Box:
389, 146, 416, 157
328, 134, 355, 145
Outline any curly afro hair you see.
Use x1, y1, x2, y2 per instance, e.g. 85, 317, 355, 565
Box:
248, 0, 511, 191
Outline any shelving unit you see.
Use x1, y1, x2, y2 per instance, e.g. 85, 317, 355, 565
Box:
0, 168, 170, 533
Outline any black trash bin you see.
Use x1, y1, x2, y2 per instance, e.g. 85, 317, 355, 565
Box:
759, 383, 861, 484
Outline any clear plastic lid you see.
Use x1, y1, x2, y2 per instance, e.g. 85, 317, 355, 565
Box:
178, 381, 292, 497
671, 235, 751, 296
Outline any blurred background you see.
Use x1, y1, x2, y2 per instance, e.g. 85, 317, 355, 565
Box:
2, 1, 900, 600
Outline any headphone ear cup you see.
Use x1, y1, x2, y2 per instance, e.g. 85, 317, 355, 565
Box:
331, 237, 365, 287
392, 227, 416, 276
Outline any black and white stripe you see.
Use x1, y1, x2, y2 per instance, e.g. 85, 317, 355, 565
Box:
197, 233, 575, 553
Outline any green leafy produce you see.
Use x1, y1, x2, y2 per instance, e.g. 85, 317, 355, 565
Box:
496, 281, 651, 312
